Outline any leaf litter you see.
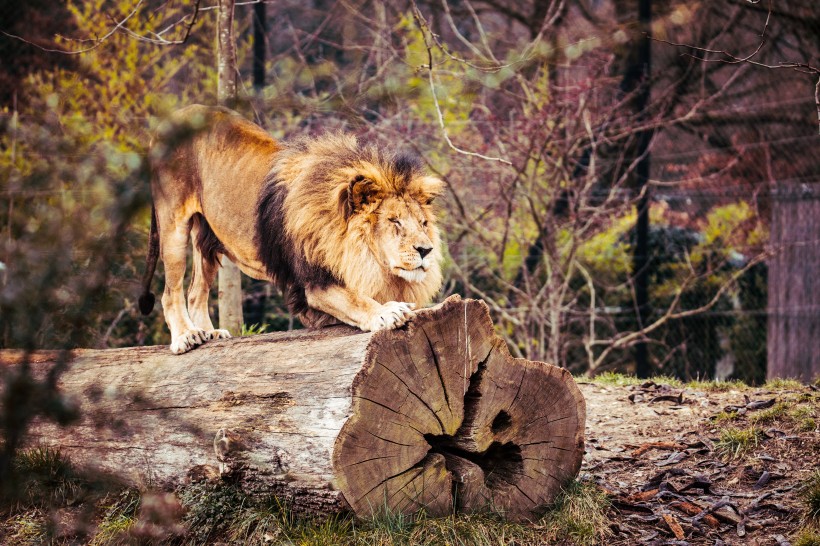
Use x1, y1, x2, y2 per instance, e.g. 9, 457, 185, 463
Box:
579, 379, 819, 545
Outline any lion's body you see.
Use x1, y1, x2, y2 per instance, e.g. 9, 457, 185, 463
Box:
140, 105, 443, 354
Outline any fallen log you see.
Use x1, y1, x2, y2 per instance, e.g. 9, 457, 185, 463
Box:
2, 295, 585, 521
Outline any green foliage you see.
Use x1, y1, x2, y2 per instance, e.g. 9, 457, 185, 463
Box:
395, 13, 475, 127
0, 108, 149, 350
0, 1, 221, 352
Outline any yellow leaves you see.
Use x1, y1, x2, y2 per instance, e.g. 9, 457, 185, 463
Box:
398, 12, 474, 127
576, 213, 634, 284
702, 201, 752, 246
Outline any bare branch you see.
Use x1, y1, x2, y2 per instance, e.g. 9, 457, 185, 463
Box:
2, 0, 145, 55
412, 6, 512, 165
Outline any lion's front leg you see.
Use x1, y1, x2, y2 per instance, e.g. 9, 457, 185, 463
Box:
305, 285, 416, 332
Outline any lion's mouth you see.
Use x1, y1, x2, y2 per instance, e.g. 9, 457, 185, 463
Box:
395, 266, 427, 282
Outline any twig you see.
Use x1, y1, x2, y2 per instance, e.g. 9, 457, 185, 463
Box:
411, 7, 512, 165
2, 0, 145, 54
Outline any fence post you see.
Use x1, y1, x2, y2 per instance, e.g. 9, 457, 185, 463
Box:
767, 181, 820, 382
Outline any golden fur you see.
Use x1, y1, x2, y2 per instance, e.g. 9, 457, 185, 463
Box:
139, 105, 444, 354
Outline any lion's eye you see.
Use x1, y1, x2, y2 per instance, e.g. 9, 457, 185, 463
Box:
421, 219, 428, 227
389, 218, 402, 227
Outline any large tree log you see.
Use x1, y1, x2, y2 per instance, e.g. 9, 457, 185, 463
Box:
2, 296, 585, 521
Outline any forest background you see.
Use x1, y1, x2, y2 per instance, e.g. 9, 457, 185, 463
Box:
1, 0, 818, 385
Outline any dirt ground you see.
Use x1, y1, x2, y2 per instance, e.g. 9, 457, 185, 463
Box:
578, 378, 819, 545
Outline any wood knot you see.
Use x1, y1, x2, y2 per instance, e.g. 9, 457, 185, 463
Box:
214, 428, 246, 476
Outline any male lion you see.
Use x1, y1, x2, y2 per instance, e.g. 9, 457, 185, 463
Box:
139, 105, 444, 354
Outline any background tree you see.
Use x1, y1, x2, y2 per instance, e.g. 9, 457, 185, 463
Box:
215, 0, 244, 335
0, 0, 817, 374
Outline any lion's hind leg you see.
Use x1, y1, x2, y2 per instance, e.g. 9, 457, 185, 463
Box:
189, 215, 231, 341
158, 211, 208, 354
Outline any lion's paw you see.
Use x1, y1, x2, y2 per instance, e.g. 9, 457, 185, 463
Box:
366, 301, 416, 331
208, 329, 232, 340
170, 328, 207, 354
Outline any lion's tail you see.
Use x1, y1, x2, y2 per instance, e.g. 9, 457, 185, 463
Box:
138, 204, 159, 315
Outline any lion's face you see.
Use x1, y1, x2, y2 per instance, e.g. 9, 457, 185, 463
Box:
373, 195, 439, 283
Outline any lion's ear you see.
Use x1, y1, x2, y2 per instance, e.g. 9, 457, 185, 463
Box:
413, 176, 445, 205
340, 175, 381, 218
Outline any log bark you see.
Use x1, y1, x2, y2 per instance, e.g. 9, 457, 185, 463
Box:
2, 296, 585, 521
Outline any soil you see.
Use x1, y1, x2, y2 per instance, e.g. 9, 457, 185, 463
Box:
578, 379, 820, 545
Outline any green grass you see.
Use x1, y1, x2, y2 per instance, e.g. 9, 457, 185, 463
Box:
749, 402, 790, 425
798, 418, 817, 432
687, 379, 748, 392
89, 489, 140, 545
240, 322, 268, 336
744, 397, 817, 431
713, 410, 740, 423
178, 481, 248, 544
801, 471, 820, 522
12, 446, 86, 508
764, 378, 805, 390
537, 480, 612, 546
715, 426, 762, 459
2, 510, 49, 545
587, 371, 645, 387
165, 479, 613, 546
794, 528, 820, 546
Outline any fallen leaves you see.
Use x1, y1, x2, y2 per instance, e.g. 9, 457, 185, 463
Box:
582, 380, 818, 545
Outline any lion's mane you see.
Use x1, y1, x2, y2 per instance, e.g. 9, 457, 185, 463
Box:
255, 134, 443, 326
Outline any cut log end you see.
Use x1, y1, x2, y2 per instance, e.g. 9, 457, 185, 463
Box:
332, 295, 586, 521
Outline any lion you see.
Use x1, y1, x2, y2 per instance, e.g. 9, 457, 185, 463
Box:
138, 105, 444, 354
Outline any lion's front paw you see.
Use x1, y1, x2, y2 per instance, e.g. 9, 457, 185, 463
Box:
208, 329, 232, 341
365, 301, 416, 331
170, 328, 207, 354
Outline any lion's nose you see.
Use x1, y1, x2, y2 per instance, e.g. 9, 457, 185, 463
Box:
415, 245, 433, 259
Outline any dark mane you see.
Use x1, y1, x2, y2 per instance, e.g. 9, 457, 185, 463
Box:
391, 151, 424, 183
255, 175, 343, 317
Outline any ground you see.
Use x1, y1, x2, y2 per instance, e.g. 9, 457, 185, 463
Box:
1, 375, 818, 545
580, 375, 820, 545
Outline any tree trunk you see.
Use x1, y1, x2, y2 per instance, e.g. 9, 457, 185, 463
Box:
4, 296, 585, 521
767, 182, 820, 382
252, 1, 266, 92
216, 0, 243, 334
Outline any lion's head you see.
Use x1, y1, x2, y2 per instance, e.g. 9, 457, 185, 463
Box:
274, 135, 444, 308
340, 163, 443, 287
